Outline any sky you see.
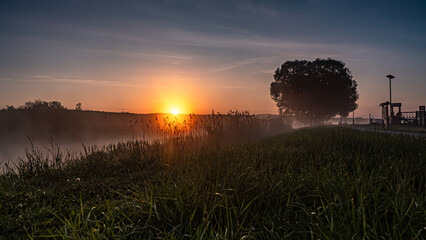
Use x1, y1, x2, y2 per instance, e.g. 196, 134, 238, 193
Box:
0, 0, 425, 116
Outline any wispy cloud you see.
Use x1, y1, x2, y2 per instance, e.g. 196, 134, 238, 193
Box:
235, 1, 278, 18
8, 14, 382, 66
25, 17, 354, 55
220, 86, 256, 91
1, 75, 149, 88
213, 57, 277, 72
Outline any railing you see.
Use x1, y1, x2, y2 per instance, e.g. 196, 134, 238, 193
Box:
400, 111, 417, 120
370, 118, 383, 124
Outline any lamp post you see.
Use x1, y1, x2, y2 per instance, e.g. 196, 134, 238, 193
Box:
386, 75, 395, 128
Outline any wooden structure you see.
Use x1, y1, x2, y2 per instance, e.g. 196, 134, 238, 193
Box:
379, 102, 425, 128
380, 101, 401, 128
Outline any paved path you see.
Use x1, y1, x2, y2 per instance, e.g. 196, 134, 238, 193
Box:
346, 125, 426, 138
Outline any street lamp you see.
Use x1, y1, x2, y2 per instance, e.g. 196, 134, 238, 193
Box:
386, 74, 395, 128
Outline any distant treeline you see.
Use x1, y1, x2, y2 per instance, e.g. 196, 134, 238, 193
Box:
2, 100, 71, 111
1, 99, 124, 114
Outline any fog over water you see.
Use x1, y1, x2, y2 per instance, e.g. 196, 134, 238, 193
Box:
0, 137, 139, 168
0, 110, 159, 168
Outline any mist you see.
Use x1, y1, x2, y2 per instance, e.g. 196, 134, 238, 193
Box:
0, 109, 294, 168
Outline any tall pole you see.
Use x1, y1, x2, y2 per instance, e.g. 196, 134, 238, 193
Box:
386, 75, 395, 129
389, 78, 392, 107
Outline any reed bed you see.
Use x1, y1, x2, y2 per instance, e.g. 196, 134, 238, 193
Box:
128, 111, 291, 144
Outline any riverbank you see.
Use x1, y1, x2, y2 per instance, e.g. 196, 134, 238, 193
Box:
1, 127, 425, 239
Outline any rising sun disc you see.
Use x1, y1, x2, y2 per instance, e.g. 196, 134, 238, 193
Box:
171, 109, 179, 115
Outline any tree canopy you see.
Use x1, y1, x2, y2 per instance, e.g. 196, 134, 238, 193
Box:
270, 58, 358, 124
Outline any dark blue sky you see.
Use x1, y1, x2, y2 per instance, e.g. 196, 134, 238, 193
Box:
1, 0, 425, 115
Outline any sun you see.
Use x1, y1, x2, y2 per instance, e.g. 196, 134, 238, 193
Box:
171, 109, 179, 115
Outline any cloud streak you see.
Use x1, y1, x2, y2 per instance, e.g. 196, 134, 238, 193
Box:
1, 75, 149, 88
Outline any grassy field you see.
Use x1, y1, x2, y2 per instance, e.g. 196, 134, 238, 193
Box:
1, 127, 425, 239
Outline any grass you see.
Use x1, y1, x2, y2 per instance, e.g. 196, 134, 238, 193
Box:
1, 127, 425, 239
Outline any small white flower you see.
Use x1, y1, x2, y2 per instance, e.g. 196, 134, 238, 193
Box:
311, 212, 316, 215
76, 178, 80, 182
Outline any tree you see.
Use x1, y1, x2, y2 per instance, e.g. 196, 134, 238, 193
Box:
270, 58, 358, 125
75, 102, 82, 111
18, 99, 66, 110
48, 101, 65, 110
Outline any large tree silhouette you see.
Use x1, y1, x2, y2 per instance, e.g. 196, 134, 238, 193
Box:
270, 58, 358, 125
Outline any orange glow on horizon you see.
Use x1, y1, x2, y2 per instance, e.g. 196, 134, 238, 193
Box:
171, 108, 179, 115
153, 83, 198, 114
